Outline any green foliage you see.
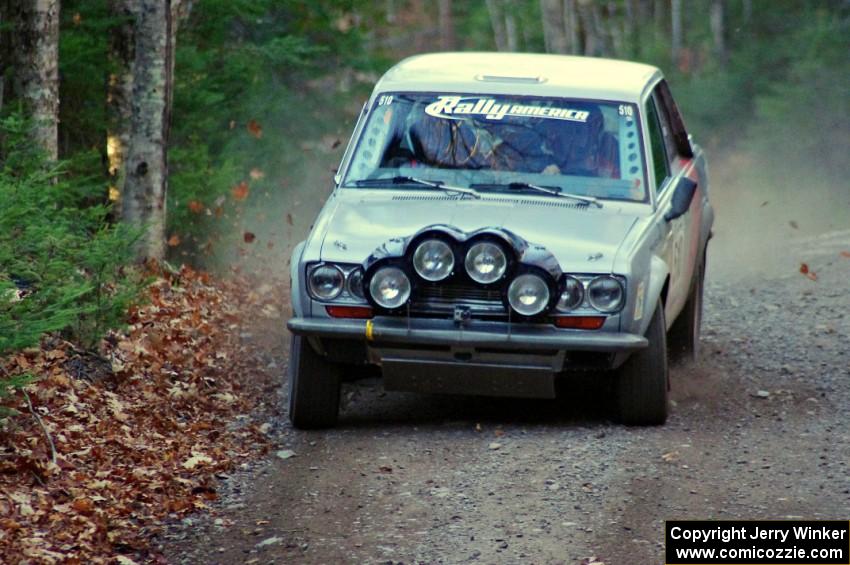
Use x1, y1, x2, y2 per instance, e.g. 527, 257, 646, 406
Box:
168, 0, 375, 242
0, 114, 146, 358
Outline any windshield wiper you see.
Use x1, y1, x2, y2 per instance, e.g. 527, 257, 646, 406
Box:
471, 182, 603, 208
350, 176, 481, 199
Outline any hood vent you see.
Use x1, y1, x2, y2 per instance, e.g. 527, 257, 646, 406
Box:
391, 194, 589, 210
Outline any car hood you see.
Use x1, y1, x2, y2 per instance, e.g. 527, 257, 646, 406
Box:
317, 190, 641, 272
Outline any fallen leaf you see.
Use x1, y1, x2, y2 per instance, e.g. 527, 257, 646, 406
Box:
168, 234, 181, 247
72, 498, 94, 514
232, 181, 249, 201
378, 465, 393, 474
799, 263, 809, 274
286, 213, 294, 226
243, 232, 256, 244
841, 251, 850, 259
661, 451, 679, 462
247, 120, 263, 139
182, 453, 213, 469
72, 12, 82, 25
188, 200, 205, 214
494, 429, 505, 438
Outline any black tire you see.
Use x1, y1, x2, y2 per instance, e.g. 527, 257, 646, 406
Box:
288, 335, 341, 429
668, 255, 705, 363
616, 302, 669, 426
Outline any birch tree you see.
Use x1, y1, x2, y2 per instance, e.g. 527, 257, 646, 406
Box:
438, 0, 455, 50
710, 0, 727, 64
13, 0, 60, 160
122, 0, 173, 261
671, 0, 682, 65
486, 0, 508, 51
540, 0, 568, 54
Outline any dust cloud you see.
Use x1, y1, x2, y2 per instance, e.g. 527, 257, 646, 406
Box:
708, 148, 850, 282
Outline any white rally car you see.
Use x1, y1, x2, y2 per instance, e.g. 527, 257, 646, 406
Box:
287, 53, 714, 427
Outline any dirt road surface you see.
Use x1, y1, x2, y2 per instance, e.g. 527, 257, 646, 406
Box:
160, 174, 850, 564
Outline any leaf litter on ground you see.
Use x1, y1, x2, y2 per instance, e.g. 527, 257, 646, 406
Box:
0, 265, 286, 563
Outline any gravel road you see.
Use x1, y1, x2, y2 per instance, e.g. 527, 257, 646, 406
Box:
160, 203, 850, 564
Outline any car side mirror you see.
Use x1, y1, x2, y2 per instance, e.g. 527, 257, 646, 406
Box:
664, 177, 698, 222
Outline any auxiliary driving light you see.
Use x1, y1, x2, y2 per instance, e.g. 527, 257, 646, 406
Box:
587, 275, 624, 313
413, 239, 454, 281
369, 267, 411, 309
465, 242, 507, 284
507, 273, 550, 316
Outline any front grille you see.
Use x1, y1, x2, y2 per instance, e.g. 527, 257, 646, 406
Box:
410, 282, 506, 318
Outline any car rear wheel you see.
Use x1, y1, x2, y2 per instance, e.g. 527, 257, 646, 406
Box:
616, 302, 669, 426
668, 254, 705, 363
288, 335, 341, 429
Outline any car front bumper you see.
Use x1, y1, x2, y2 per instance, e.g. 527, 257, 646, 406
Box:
287, 316, 648, 353
288, 316, 648, 399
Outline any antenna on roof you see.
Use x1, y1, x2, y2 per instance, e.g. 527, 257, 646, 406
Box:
474, 74, 547, 84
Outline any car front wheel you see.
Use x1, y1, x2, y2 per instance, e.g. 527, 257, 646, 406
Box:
288, 335, 341, 429
616, 302, 669, 426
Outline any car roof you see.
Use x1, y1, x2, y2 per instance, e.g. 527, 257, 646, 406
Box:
375, 52, 662, 103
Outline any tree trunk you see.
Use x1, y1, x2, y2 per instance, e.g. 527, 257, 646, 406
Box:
671, 0, 682, 65
564, 0, 579, 54
122, 0, 172, 262
710, 0, 726, 64
504, 4, 518, 52
623, 0, 637, 57
437, 0, 455, 50
0, 1, 8, 116
606, 1, 623, 57
486, 0, 508, 51
107, 0, 135, 211
13, 0, 60, 160
576, 0, 598, 56
540, 0, 567, 54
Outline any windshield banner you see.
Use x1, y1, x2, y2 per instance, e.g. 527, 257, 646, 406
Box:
424, 95, 589, 123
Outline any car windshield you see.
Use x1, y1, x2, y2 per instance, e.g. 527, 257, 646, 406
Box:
342, 92, 647, 202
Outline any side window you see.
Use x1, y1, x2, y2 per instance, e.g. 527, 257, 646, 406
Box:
657, 80, 694, 158
645, 97, 669, 193
652, 90, 678, 167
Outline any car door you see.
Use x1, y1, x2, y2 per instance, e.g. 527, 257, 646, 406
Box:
645, 83, 697, 327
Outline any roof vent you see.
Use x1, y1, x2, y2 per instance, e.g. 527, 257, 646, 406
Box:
474, 74, 547, 84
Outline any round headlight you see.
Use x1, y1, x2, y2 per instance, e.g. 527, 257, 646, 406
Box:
309, 264, 344, 301
587, 276, 624, 312
347, 268, 365, 300
507, 274, 550, 316
557, 276, 584, 311
465, 242, 507, 284
413, 239, 454, 281
369, 267, 411, 309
